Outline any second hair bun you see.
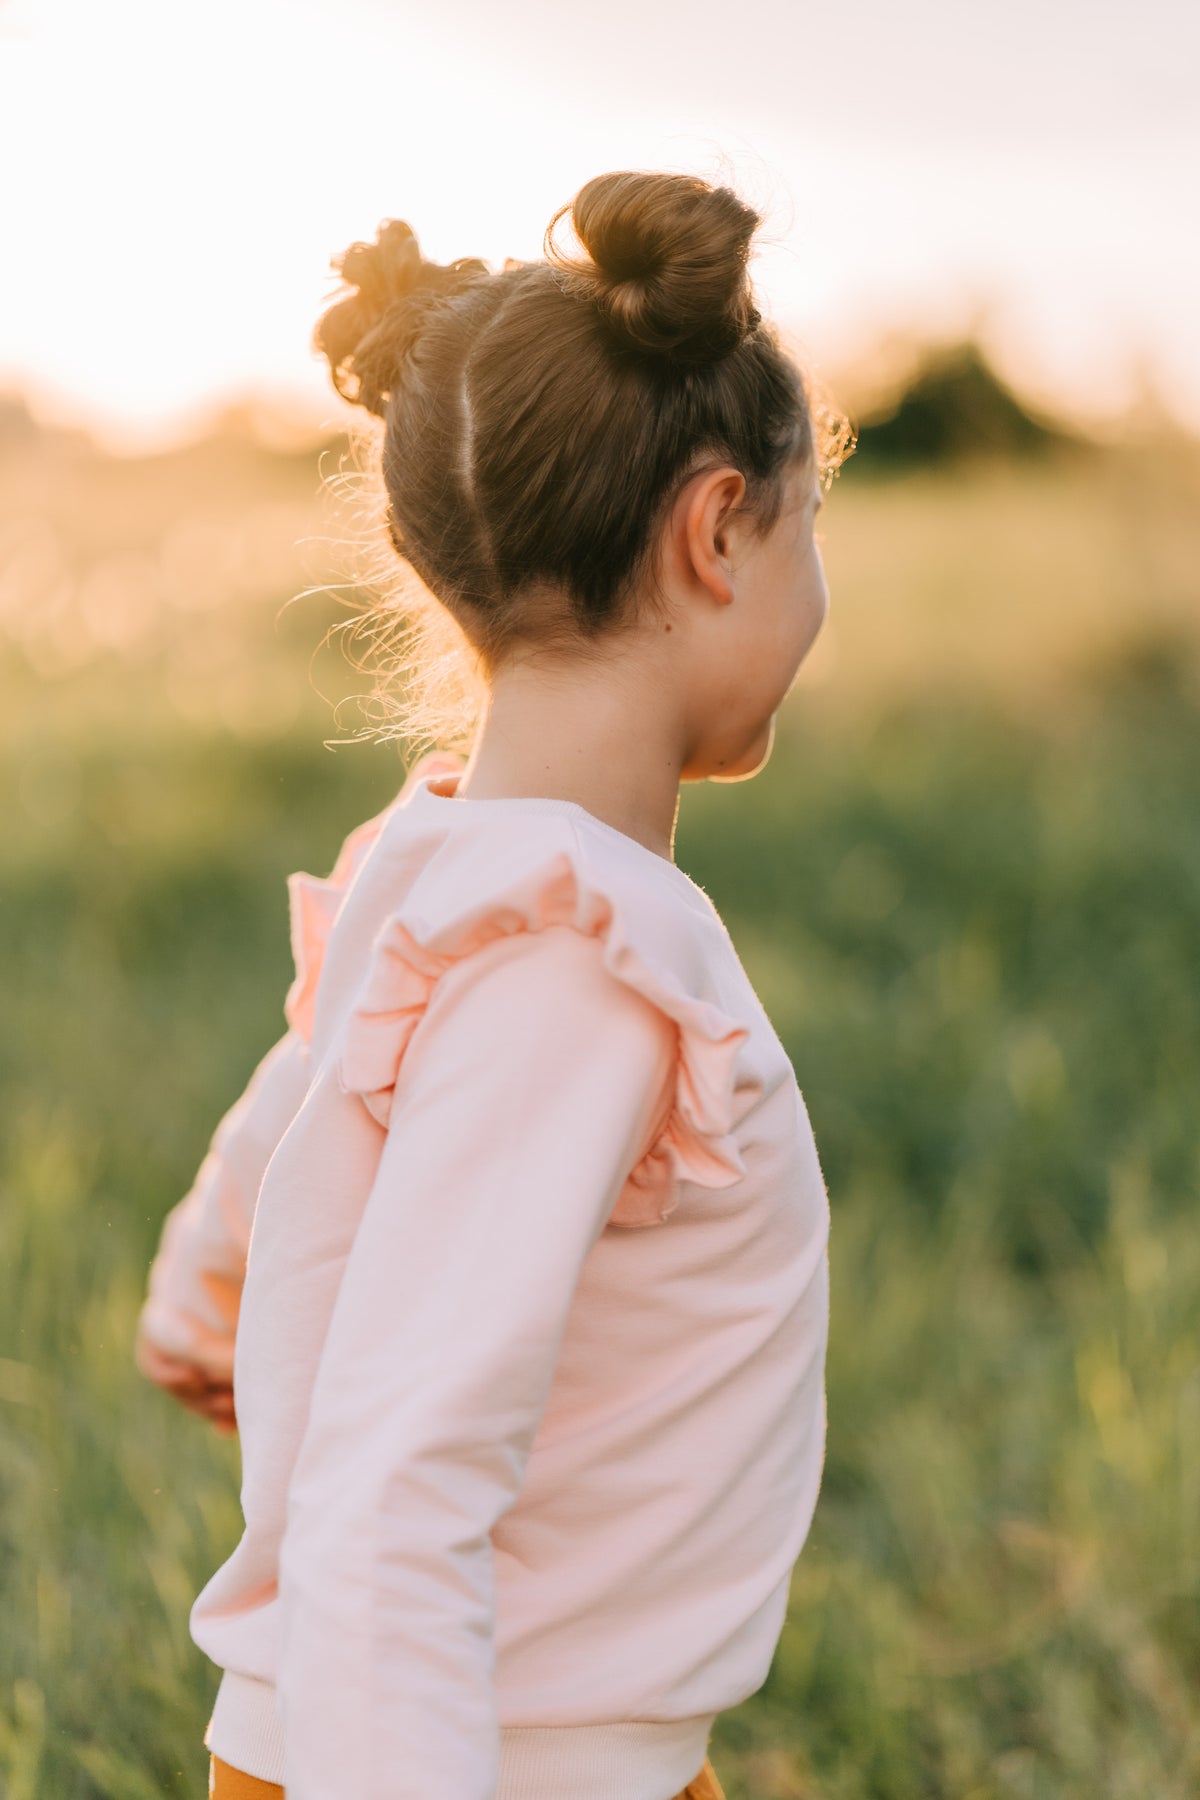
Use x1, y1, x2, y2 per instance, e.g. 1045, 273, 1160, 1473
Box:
545, 170, 763, 367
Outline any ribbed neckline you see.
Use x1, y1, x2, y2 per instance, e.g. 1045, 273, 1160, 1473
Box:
408, 772, 715, 914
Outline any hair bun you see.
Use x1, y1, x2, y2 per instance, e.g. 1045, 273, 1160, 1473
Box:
314, 218, 489, 416
544, 170, 762, 367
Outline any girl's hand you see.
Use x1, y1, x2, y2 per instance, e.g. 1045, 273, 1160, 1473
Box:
134, 1324, 238, 1435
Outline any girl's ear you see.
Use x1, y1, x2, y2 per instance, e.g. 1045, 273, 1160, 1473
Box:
677, 466, 747, 608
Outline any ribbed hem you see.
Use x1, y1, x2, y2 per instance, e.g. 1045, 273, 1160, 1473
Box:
495, 1718, 715, 1799
205, 1668, 715, 1799
204, 1672, 283, 1779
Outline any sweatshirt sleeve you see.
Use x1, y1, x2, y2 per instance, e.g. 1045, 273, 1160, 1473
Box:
137, 1028, 312, 1381
136, 755, 466, 1383
275, 922, 679, 1800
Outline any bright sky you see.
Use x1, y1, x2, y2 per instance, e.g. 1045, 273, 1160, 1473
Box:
2, 0, 1197, 451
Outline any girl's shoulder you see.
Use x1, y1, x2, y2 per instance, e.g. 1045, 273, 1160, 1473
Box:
386, 774, 732, 976
280, 756, 794, 1222
282, 753, 776, 1050
364, 762, 751, 1042
370, 763, 787, 1055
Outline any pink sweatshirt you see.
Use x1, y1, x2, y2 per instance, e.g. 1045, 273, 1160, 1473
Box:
139, 749, 830, 1800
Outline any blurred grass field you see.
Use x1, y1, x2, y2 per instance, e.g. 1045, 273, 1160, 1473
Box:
1, 411, 1198, 1798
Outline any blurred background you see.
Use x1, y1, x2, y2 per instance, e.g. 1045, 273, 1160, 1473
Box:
1, 1, 1198, 1795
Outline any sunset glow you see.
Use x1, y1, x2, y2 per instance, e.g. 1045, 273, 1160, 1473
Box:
2, 0, 1198, 450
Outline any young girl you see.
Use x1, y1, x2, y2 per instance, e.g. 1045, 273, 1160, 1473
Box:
135, 167, 838, 1800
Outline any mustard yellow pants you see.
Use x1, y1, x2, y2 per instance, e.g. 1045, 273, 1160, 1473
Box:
209, 1749, 727, 1798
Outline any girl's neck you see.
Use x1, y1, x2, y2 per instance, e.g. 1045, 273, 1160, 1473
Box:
453, 656, 684, 863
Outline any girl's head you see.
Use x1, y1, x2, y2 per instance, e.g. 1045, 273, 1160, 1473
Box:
314, 169, 850, 778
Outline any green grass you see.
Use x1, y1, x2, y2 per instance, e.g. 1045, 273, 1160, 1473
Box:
693, 685, 1200, 1799
0, 439, 1198, 1796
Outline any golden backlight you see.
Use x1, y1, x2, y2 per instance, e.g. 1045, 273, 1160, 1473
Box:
1, 0, 1198, 450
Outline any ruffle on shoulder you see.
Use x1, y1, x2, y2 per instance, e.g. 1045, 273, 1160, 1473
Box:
335, 827, 751, 1227
283, 750, 466, 1043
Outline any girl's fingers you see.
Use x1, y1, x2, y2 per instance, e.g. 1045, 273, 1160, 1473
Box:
136, 1335, 208, 1388
175, 1385, 238, 1431
136, 1335, 225, 1395
134, 1328, 237, 1431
